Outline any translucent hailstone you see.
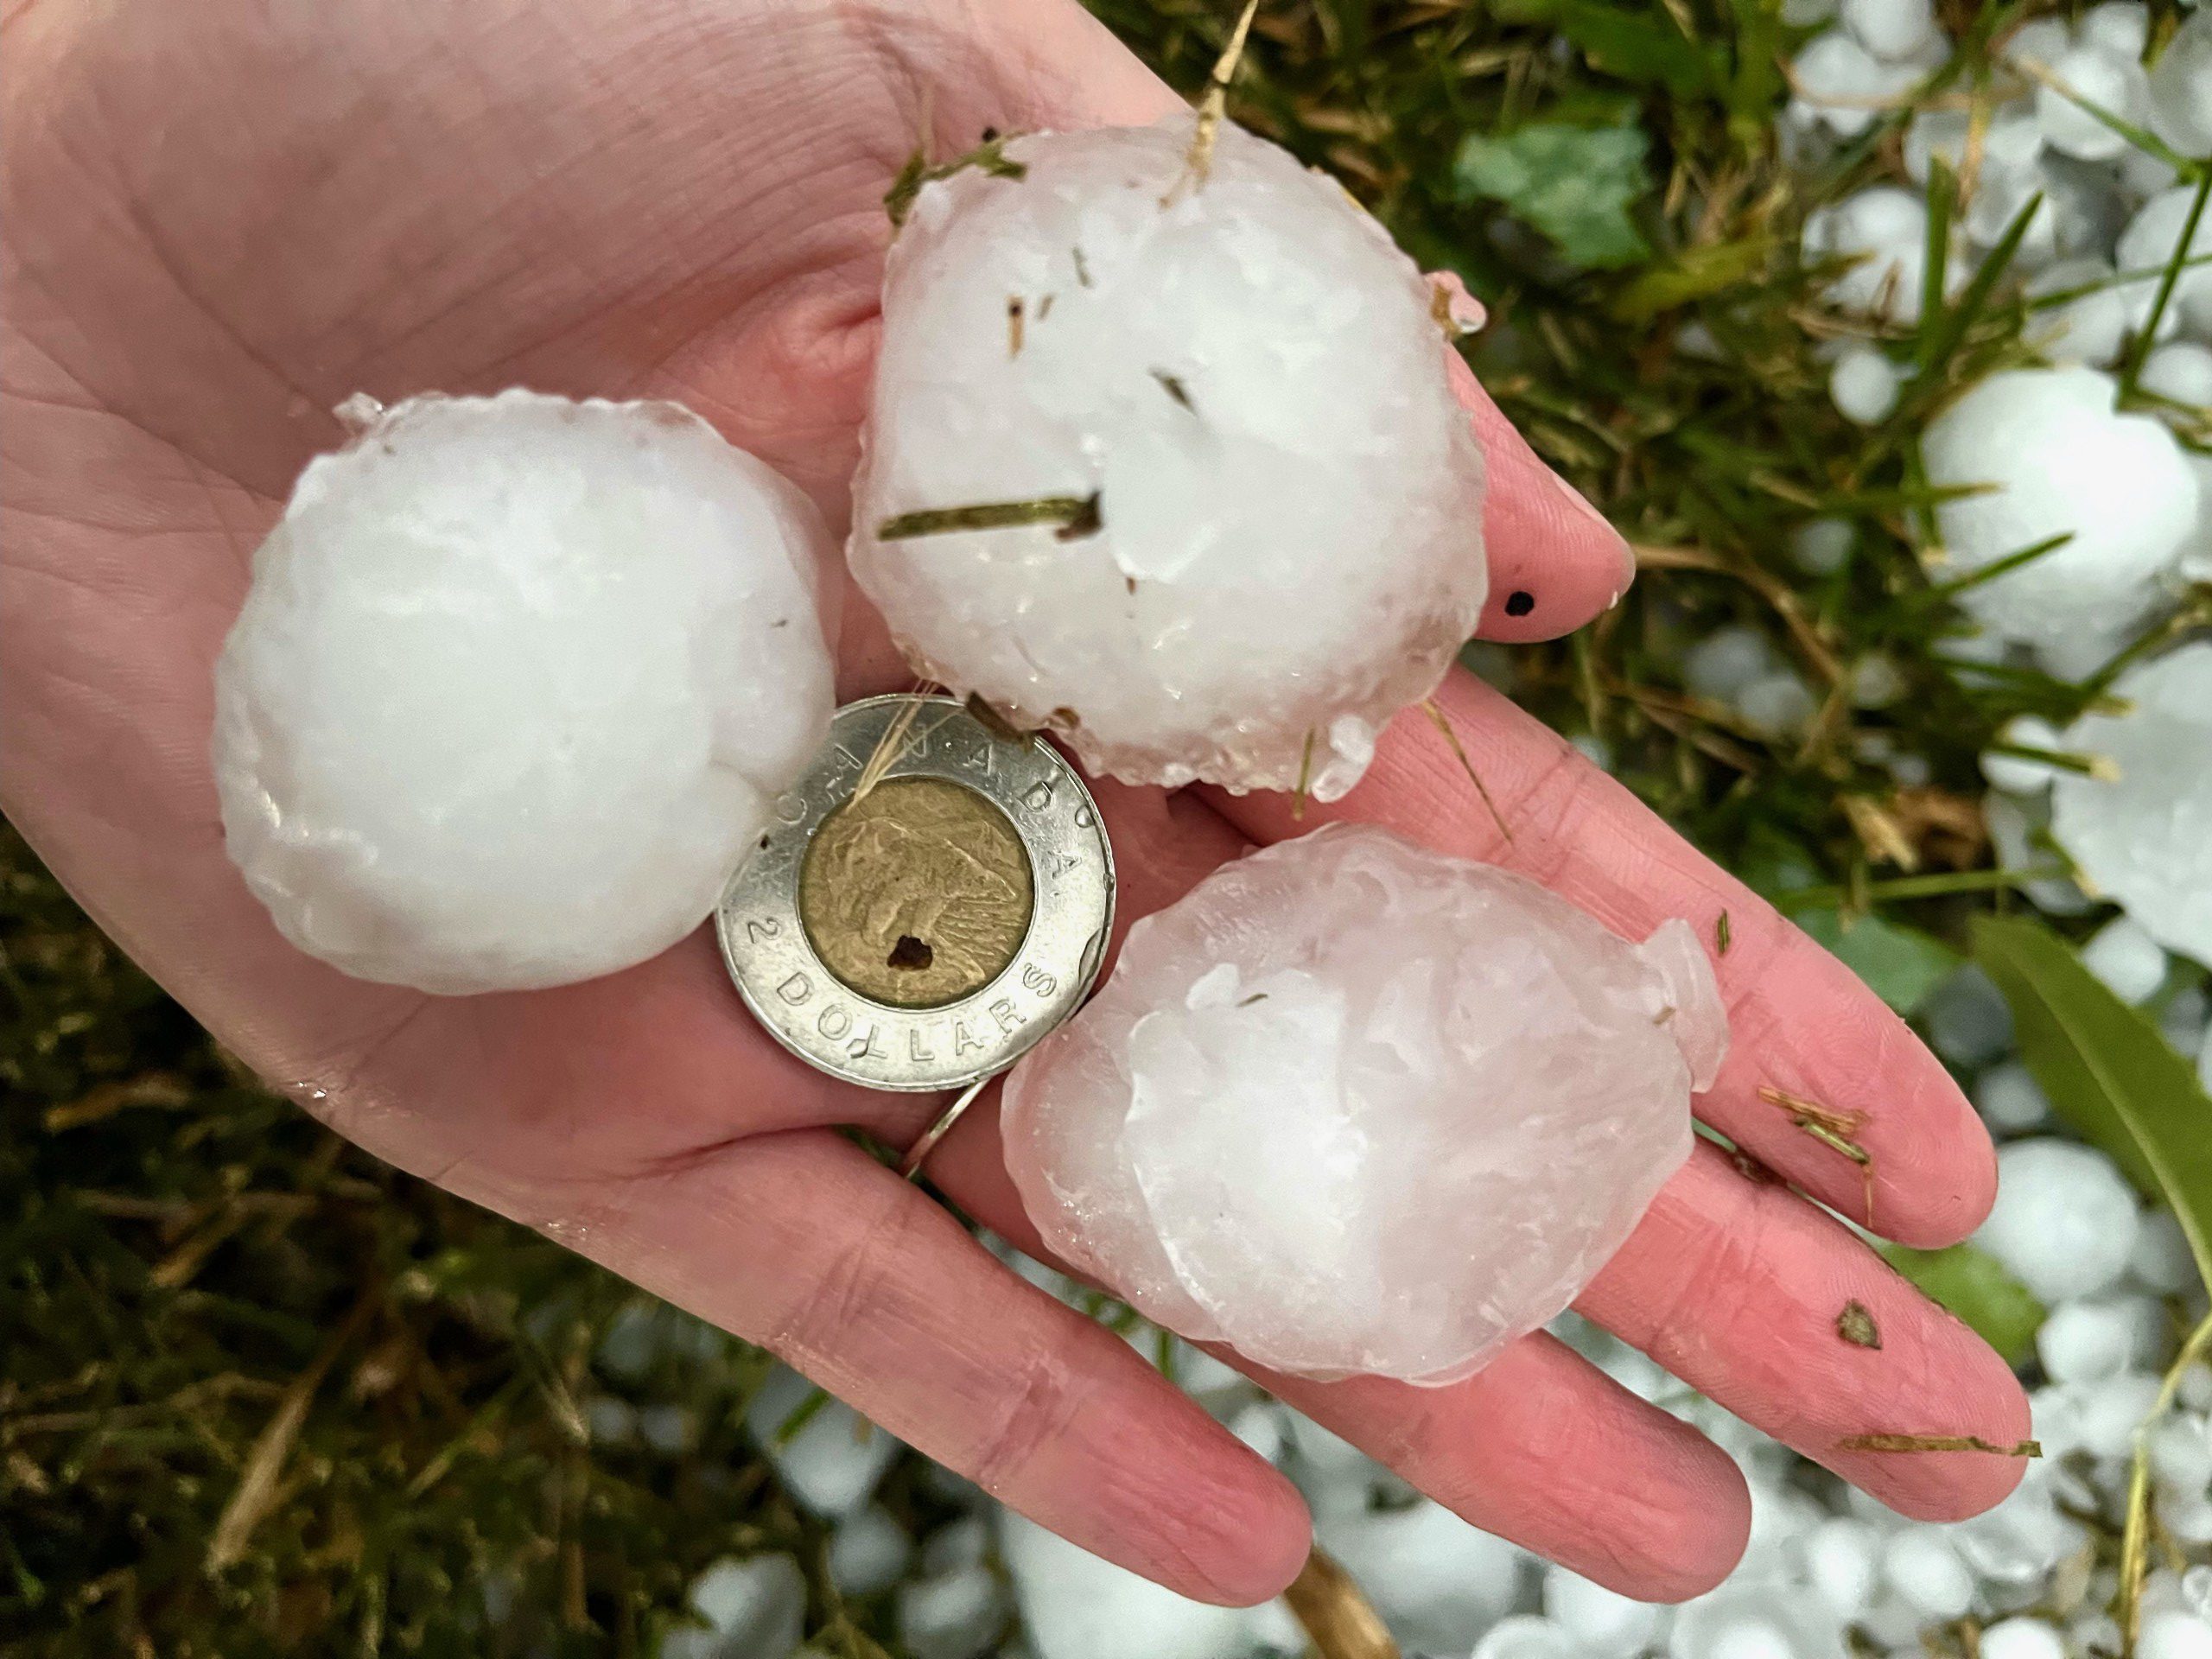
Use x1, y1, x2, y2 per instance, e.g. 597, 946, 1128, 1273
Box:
213, 391, 836, 994
1792, 33, 1922, 137
1920, 366, 2200, 657
1001, 823, 1725, 1385
2052, 645, 2212, 966
851, 116, 1488, 802
2142, 342, 2212, 411
1840, 0, 1939, 62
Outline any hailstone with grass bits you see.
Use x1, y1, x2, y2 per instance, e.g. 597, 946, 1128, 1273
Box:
1001, 824, 1726, 1385
213, 391, 838, 994
850, 116, 1488, 802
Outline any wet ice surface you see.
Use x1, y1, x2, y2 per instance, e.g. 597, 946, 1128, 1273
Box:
213, 391, 837, 994
2053, 643, 2212, 968
850, 115, 1488, 803
1001, 824, 1725, 1385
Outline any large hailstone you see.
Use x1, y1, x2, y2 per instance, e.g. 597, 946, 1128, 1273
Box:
2052, 644, 2212, 969
1921, 366, 2200, 664
849, 116, 1488, 802
1000, 825, 1726, 1385
213, 390, 837, 993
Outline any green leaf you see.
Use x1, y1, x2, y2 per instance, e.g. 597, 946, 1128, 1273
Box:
1797, 907, 1960, 1016
1454, 123, 1654, 270
1973, 915, 2212, 1290
1491, 0, 1723, 96
1880, 1243, 2046, 1365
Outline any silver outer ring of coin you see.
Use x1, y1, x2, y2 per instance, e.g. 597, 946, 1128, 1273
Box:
717, 694, 1116, 1092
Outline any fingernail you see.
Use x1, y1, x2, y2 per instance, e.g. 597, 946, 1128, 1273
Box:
1548, 469, 1636, 600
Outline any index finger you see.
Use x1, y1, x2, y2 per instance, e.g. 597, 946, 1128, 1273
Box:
1203, 666, 1998, 1249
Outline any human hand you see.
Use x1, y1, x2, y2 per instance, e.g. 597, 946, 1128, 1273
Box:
1, 0, 2029, 1606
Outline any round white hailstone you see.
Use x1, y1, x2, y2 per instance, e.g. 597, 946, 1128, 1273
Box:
1319, 1501, 1522, 1654
2081, 913, 2169, 1002
1842, 0, 1938, 60
1001, 823, 1725, 1384
744, 1368, 902, 1518
1881, 1527, 1976, 1621
2052, 645, 2212, 967
1806, 187, 1958, 322
1978, 1618, 2068, 1659
2151, 1414, 2212, 1498
2031, 260, 2133, 367
2037, 1299, 2140, 1383
1473, 1616, 1583, 1659
1975, 1138, 2141, 1303
1849, 652, 1906, 708
2143, 343, 2212, 412
2172, 1495, 2212, 1548
1792, 517, 1855, 575
1974, 1060, 2051, 1134
851, 116, 1487, 803
1904, 107, 1972, 183
1803, 1517, 1884, 1619
897, 1560, 1006, 1659
1545, 1567, 1665, 1653
1792, 33, 1912, 137
998, 1512, 1256, 1659
1736, 671, 1819, 740
828, 1507, 914, 1599
2075, 1370, 2165, 1459
683, 1554, 807, 1655
2133, 1209, 2201, 1294
2149, 10, 2212, 156
1921, 367, 2199, 655
2142, 1612, 2212, 1659
1924, 966, 2016, 1066
1227, 1401, 1287, 1464
1955, 1473, 2085, 1584
213, 390, 836, 995
1980, 715, 2067, 794
1831, 346, 1904, 424
1685, 624, 1777, 700
2120, 188, 2212, 337
2036, 48, 2152, 161
1986, 792, 2098, 916
2083, 2, 2152, 57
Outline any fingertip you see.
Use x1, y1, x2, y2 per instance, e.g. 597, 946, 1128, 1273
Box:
1177, 1467, 1315, 1606
1606, 1413, 1755, 1603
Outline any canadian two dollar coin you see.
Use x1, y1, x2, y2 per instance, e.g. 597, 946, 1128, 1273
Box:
718, 694, 1116, 1091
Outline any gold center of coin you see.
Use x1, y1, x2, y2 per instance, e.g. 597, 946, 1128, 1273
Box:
798, 775, 1035, 1008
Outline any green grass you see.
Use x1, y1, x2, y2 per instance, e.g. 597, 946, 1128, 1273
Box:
5, 2, 2209, 1653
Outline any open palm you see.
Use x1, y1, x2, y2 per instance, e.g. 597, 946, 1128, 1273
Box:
2, 0, 2031, 1606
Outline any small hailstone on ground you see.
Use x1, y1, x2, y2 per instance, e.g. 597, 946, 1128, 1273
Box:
1685, 623, 1777, 701
2081, 1, 2152, 59
1973, 1060, 2051, 1133
1317, 1500, 1522, 1654
2031, 259, 2133, 365
1979, 1617, 2069, 1659
997, 1512, 1268, 1659
851, 114, 1488, 802
1791, 516, 1855, 574
1805, 187, 1957, 322
743, 1367, 901, 1518
1736, 670, 1820, 740
1880, 1527, 1977, 1621
2120, 187, 2212, 338
2142, 342, 2212, 411
1001, 824, 1725, 1385
2140, 1611, 2212, 1659
2034, 47, 2152, 161
1545, 1564, 1667, 1652
1840, 0, 1938, 62
2037, 1299, 2141, 1383
1974, 1138, 2140, 1302
667, 1555, 806, 1659
1471, 1616, 1584, 1659
1921, 366, 2200, 657
1924, 964, 2016, 1065
827, 1507, 913, 1598
2080, 912, 2168, 1002
2150, 10, 2212, 156
2052, 645, 2212, 968
2133, 1208, 2202, 1295
213, 390, 836, 995
1830, 344, 1903, 424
